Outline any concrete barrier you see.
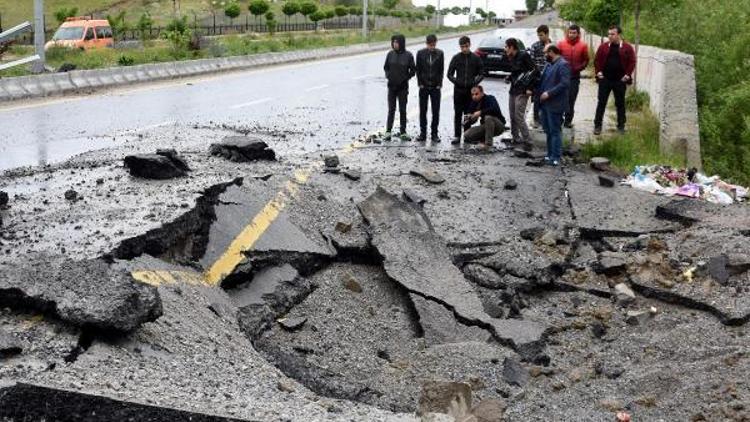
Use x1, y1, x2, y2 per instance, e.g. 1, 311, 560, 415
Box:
0, 28, 491, 104
587, 34, 702, 168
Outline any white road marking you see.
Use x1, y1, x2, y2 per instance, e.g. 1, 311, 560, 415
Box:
352, 74, 373, 80
305, 84, 329, 92
118, 120, 175, 135
229, 97, 273, 109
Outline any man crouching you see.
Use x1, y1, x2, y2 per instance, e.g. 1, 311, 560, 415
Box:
462, 85, 506, 149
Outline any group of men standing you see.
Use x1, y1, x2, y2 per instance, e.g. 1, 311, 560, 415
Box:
382, 23, 637, 166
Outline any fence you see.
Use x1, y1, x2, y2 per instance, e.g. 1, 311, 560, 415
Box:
11, 15, 434, 45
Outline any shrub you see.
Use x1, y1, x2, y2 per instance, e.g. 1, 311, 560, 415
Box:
54, 7, 79, 25
118, 54, 135, 66
625, 89, 649, 112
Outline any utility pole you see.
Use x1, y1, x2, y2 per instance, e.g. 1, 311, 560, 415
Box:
435, 0, 441, 28
31, 0, 45, 74
362, 0, 368, 38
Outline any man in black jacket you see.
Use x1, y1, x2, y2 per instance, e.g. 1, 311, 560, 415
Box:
506, 38, 537, 151
447, 36, 484, 144
383, 34, 416, 141
463, 85, 506, 148
416, 34, 444, 142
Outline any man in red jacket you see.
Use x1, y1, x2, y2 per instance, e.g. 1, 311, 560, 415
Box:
557, 24, 589, 128
593, 25, 636, 135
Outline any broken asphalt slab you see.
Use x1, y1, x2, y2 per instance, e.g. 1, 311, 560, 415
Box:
358, 187, 548, 359
656, 198, 750, 231
0, 254, 162, 332
0, 383, 248, 422
566, 170, 682, 238
123, 150, 190, 179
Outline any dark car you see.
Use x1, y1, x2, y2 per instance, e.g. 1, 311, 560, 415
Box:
474, 36, 526, 75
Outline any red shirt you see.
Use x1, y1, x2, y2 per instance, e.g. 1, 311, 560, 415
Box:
557, 37, 590, 78
594, 41, 637, 84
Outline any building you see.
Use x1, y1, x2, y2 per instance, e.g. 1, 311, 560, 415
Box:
514, 9, 529, 21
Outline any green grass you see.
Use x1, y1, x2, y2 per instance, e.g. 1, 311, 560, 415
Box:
582, 98, 685, 174
0, 24, 485, 77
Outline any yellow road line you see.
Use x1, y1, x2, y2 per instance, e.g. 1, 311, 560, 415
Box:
132, 90, 454, 287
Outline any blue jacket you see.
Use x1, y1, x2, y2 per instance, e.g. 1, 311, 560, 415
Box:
537, 57, 571, 114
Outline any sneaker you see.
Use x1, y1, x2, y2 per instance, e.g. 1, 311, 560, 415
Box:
431, 134, 441, 143
563, 122, 573, 129
550, 160, 560, 166
451, 137, 461, 145
543, 156, 551, 162
399, 132, 412, 141
383, 131, 392, 141
416, 133, 427, 142
593, 127, 602, 135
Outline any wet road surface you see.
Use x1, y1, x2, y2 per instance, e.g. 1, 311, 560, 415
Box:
0, 30, 513, 171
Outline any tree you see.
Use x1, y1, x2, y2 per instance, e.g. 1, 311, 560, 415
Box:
383, 0, 399, 10
585, 0, 619, 35
106, 11, 130, 40
249, 0, 270, 24
440, 8, 451, 15
335, 5, 348, 18
309, 9, 325, 30
348, 6, 362, 15
299, 1, 318, 21
462, 6, 470, 14
425, 5, 436, 15
325, 8, 335, 20
54, 7, 79, 25
375, 7, 388, 16
451, 6, 462, 15
225, 1, 241, 24
526, 0, 539, 14
390, 10, 404, 18
282, 2, 299, 24
136, 12, 154, 43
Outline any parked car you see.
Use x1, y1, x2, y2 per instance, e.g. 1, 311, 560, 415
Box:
474, 36, 526, 75
45, 17, 114, 51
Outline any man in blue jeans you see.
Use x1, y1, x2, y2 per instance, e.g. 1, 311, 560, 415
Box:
537, 45, 571, 166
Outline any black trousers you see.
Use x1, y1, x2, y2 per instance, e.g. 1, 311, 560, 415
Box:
387, 86, 408, 134
563, 77, 581, 126
594, 78, 627, 130
419, 87, 441, 136
453, 88, 472, 138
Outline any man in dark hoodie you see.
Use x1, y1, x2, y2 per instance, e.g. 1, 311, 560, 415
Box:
384, 34, 416, 141
416, 34, 444, 142
447, 36, 484, 144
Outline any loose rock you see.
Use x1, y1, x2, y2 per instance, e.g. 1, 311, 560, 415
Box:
343, 168, 361, 181
504, 179, 518, 190
471, 398, 506, 422
342, 275, 362, 293
278, 317, 307, 331
417, 381, 472, 416
0, 191, 8, 208
64, 189, 78, 201
0, 331, 22, 357
502, 357, 529, 387
410, 168, 446, 184
402, 189, 427, 206
590, 157, 611, 171
334, 221, 352, 234
123, 154, 188, 179
599, 175, 617, 188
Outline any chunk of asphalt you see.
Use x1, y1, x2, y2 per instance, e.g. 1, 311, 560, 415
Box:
598, 175, 616, 188
463, 264, 505, 290
209, 136, 276, 162
410, 295, 491, 346
358, 187, 547, 358
229, 264, 313, 340
590, 157, 610, 171
707, 255, 730, 285
409, 168, 446, 184
402, 189, 427, 206
123, 154, 188, 179
278, 316, 307, 331
502, 357, 529, 387
0, 330, 22, 357
504, 179, 518, 190
0, 190, 8, 208
155, 148, 190, 172
343, 168, 362, 181
0, 254, 162, 332
323, 155, 340, 168
596, 251, 628, 276
0, 382, 246, 422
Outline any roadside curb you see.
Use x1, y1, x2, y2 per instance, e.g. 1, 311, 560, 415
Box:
0, 28, 491, 103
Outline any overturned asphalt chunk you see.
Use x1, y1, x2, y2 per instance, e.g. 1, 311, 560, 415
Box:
0, 330, 22, 357
124, 150, 190, 179
0, 254, 162, 332
0, 382, 246, 422
210, 136, 276, 162
358, 187, 547, 359
410, 295, 491, 346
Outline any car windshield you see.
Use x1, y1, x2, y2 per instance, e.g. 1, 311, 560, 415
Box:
479, 37, 503, 48
52, 26, 84, 41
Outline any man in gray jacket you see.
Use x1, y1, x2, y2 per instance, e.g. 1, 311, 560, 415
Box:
384, 34, 416, 141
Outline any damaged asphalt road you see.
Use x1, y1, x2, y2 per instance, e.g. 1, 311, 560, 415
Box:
1, 121, 750, 421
